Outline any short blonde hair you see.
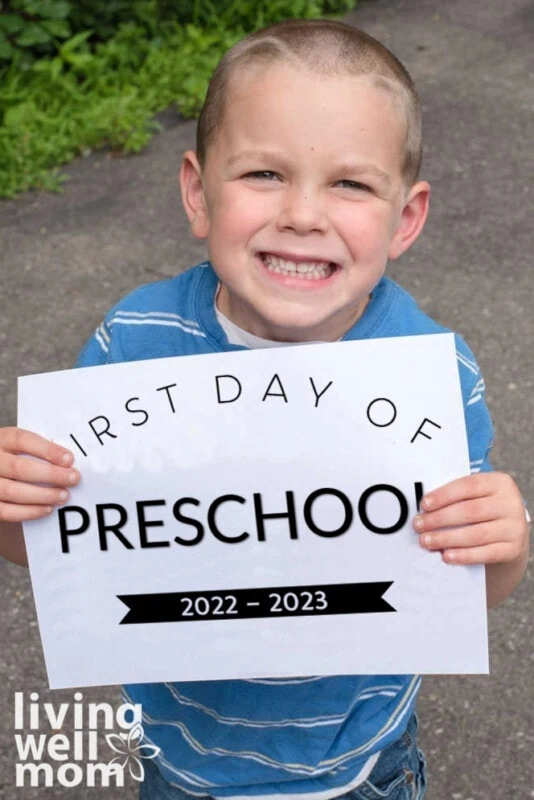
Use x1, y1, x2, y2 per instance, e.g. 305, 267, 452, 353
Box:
196, 18, 423, 189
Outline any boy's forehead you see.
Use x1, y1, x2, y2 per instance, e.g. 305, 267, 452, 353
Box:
213, 65, 406, 179
224, 62, 401, 115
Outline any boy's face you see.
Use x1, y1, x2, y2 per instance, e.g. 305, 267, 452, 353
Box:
181, 64, 429, 341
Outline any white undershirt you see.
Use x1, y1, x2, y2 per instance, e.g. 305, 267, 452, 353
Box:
214, 285, 335, 348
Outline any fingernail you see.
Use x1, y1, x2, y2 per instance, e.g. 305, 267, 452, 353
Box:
422, 535, 432, 547
58, 490, 68, 502
413, 516, 424, 529
422, 496, 433, 510
61, 452, 72, 465
67, 471, 78, 484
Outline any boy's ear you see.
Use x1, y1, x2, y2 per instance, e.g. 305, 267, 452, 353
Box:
179, 150, 209, 239
387, 181, 431, 261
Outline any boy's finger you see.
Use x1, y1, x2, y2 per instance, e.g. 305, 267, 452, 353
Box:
0, 427, 74, 466
418, 521, 504, 552
413, 497, 500, 532
0, 452, 79, 488
0, 477, 69, 508
441, 542, 517, 565
421, 473, 497, 511
0, 501, 53, 523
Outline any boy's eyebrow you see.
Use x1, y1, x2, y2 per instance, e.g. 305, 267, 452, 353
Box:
226, 151, 392, 187
226, 151, 287, 169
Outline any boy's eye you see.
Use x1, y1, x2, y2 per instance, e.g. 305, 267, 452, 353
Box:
336, 179, 371, 191
244, 170, 280, 181
242, 173, 371, 191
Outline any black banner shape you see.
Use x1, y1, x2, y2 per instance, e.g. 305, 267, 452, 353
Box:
117, 582, 395, 625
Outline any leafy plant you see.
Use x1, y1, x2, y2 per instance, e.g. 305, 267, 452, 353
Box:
0, 0, 358, 198
0, 0, 72, 63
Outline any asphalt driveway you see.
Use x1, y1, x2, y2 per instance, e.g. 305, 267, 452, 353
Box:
1, 0, 533, 797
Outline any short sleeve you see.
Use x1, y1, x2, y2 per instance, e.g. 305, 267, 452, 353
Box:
464, 378, 494, 474
455, 339, 495, 474
75, 319, 114, 369
458, 341, 531, 520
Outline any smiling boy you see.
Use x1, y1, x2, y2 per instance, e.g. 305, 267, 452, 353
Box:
0, 18, 529, 800
182, 63, 417, 344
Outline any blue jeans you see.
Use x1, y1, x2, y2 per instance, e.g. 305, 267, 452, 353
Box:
139, 713, 426, 800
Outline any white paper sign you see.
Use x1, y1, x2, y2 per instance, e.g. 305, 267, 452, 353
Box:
18, 333, 488, 689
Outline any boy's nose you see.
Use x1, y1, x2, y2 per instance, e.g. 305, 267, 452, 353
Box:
276, 188, 328, 235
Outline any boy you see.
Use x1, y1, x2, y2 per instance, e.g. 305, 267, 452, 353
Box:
0, 18, 529, 800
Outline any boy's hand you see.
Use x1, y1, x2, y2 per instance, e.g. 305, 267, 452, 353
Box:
0, 428, 80, 522
413, 472, 529, 566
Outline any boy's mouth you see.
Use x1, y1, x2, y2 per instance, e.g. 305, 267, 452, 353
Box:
258, 252, 338, 281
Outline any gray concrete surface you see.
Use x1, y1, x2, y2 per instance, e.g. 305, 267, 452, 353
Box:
1, 0, 533, 796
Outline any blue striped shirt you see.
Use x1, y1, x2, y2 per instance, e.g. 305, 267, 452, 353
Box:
75, 262, 494, 798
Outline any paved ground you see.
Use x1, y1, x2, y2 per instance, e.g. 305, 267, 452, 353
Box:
1, 0, 533, 797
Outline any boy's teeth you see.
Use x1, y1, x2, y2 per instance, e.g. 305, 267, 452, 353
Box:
262, 253, 334, 279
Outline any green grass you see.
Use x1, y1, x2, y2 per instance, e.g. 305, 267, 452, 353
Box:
0, 1, 357, 198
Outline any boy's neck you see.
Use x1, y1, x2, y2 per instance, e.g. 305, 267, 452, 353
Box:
214, 284, 337, 347
214, 283, 370, 344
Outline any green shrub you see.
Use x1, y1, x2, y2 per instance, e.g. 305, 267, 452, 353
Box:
0, 0, 72, 63
0, 0, 358, 198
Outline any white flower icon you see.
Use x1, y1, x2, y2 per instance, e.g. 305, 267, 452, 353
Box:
105, 722, 161, 782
